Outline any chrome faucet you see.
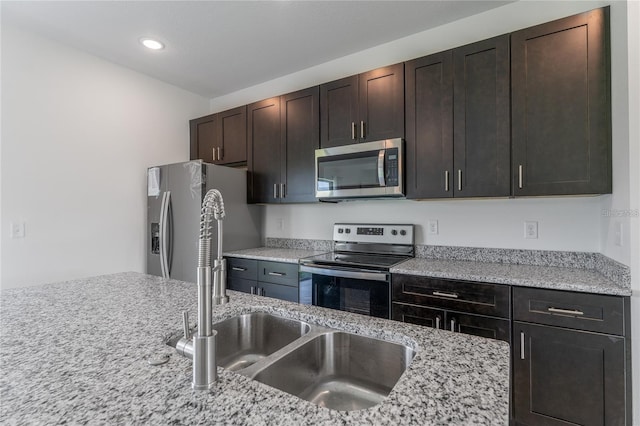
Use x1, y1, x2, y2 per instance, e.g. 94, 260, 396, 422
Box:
176, 189, 228, 391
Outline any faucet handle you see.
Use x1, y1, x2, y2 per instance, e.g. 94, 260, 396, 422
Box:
182, 311, 191, 339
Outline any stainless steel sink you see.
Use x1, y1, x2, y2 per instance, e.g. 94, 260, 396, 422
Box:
212, 312, 311, 371
249, 331, 415, 411
169, 312, 415, 411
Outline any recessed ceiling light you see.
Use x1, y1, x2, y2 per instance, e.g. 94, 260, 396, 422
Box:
140, 38, 164, 50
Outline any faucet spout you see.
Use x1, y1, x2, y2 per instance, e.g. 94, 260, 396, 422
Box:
179, 188, 229, 391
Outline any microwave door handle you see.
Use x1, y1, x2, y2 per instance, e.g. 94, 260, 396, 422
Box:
377, 150, 386, 186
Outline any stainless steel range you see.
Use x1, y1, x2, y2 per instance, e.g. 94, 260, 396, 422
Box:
299, 223, 414, 319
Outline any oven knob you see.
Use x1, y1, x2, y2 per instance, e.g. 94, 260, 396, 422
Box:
338, 228, 344, 234
345, 228, 351, 234
391, 230, 398, 236
400, 230, 407, 236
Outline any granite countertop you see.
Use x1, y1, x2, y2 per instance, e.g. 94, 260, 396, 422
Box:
391, 258, 631, 296
0, 272, 509, 425
224, 247, 327, 263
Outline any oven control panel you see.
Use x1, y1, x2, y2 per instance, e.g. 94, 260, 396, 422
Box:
333, 223, 414, 245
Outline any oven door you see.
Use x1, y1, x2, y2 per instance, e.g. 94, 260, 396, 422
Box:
299, 264, 390, 319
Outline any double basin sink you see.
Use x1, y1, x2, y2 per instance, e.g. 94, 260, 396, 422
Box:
169, 312, 415, 411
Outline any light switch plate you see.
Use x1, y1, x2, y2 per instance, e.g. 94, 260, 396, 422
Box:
10, 222, 26, 239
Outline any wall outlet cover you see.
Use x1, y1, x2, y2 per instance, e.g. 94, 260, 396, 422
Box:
524, 221, 538, 239
427, 220, 439, 235
10, 222, 26, 239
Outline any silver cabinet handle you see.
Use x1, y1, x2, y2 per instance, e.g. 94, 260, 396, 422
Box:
250, 286, 256, 295
520, 331, 525, 360
231, 267, 247, 272
261, 288, 266, 296
268, 271, 286, 277
212, 147, 217, 161
360, 121, 365, 139
217, 147, 222, 161
351, 122, 357, 140
273, 183, 278, 199
457, 170, 462, 191
444, 171, 449, 192
280, 183, 285, 199
435, 316, 441, 330
433, 291, 458, 299
518, 164, 523, 189
548, 307, 584, 316
450, 318, 456, 332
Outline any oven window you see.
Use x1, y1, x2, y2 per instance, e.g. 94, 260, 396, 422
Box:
317, 151, 380, 191
312, 274, 390, 319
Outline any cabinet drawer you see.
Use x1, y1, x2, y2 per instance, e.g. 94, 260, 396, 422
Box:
392, 302, 445, 329
260, 282, 299, 303
513, 287, 626, 335
259, 261, 298, 287
449, 311, 510, 343
392, 274, 510, 318
226, 257, 258, 281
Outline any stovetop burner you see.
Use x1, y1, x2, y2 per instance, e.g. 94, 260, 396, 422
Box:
301, 252, 409, 270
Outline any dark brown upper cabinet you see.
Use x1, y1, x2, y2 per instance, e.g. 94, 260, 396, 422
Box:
511, 7, 611, 196
189, 105, 247, 166
405, 36, 510, 199
280, 87, 320, 203
247, 97, 281, 204
320, 63, 404, 148
247, 88, 319, 204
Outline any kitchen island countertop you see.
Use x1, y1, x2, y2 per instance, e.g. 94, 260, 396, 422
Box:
0, 272, 509, 425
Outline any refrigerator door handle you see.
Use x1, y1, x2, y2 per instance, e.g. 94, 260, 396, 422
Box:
159, 191, 171, 278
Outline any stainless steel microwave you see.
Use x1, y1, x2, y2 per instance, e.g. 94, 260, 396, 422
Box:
315, 138, 404, 200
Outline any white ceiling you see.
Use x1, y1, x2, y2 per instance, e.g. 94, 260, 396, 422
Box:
2, 1, 514, 99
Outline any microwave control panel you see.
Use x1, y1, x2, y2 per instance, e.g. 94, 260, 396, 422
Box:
385, 148, 399, 186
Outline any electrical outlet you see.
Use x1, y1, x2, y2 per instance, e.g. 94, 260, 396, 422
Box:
615, 221, 623, 246
524, 221, 538, 239
10, 222, 26, 239
427, 220, 439, 235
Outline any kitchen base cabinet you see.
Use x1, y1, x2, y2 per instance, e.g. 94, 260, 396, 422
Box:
512, 286, 631, 425
227, 257, 300, 303
513, 322, 627, 426
391, 274, 511, 343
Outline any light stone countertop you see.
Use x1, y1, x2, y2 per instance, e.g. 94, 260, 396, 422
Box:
0, 272, 509, 425
391, 258, 632, 296
224, 247, 327, 263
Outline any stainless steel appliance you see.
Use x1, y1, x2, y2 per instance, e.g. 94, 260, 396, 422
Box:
299, 223, 414, 319
147, 160, 262, 283
315, 138, 404, 200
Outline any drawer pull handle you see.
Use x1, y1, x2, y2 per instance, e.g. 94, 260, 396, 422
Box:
433, 291, 458, 299
520, 331, 525, 360
268, 272, 286, 277
250, 286, 256, 295
548, 307, 584, 316
231, 267, 247, 272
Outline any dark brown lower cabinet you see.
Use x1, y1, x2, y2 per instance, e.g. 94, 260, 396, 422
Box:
392, 302, 510, 342
512, 322, 627, 426
226, 257, 299, 303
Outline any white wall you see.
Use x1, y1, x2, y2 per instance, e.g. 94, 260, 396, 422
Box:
0, 25, 211, 289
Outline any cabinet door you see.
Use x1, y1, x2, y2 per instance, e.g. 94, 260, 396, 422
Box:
216, 106, 247, 165
405, 52, 453, 199
227, 277, 256, 295
189, 114, 217, 163
259, 282, 299, 303
359, 63, 404, 142
513, 322, 627, 426
247, 97, 281, 203
392, 302, 445, 329
511, 7, 611, 196
280, 87, 319, 203
453, 35, 510, 197
320, 75, 358, 148
447, 311, 510, 342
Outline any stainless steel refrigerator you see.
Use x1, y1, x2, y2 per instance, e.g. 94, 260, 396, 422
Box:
147, 160, 262, 283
